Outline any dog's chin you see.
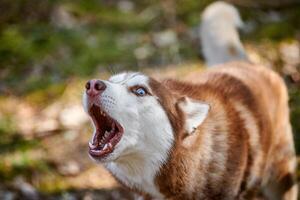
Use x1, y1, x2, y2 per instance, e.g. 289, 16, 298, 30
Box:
90, 142, 139, 164
89, 150, 119, 163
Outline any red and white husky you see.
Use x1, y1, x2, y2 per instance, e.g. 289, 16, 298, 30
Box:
82, 2, 297, 200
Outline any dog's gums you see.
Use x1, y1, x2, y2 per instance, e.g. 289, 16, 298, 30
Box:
88, 104, 123, 158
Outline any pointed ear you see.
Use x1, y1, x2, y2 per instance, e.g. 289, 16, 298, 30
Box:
178, 97, 210, 134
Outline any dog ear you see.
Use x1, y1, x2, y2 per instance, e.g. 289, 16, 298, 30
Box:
178, 97, 210, 134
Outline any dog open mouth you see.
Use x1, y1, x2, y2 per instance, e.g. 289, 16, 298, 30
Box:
88, 104, 123, 159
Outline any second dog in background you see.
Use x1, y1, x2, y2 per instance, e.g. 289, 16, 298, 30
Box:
200, 1, 248, 66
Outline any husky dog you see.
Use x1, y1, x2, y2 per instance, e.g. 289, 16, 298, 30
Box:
200, 1, 248, 66
82, 2, 297, 200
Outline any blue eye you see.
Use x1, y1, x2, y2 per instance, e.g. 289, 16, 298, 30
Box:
134, 87, 147, 96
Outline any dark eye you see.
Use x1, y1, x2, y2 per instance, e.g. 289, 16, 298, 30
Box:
133, 87, 147, 96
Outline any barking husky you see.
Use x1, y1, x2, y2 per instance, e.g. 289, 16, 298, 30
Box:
82, 2, 297, 200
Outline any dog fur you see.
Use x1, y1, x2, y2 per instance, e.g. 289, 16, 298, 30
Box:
83, 63, 297, 199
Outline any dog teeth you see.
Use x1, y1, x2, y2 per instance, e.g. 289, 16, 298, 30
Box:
103, 144, 108, 151
105, 131, 110, 137
89, 142, 97, 149
100, 138, 105, 144
100, 110, 106, 116
111, 123, 115, 132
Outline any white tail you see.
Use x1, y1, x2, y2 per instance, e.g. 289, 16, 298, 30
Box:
200, 1, 248, 66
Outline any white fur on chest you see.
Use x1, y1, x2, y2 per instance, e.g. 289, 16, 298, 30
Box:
105, 157, 164, 199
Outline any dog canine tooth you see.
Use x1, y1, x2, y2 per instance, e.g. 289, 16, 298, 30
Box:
88, 141, 97, 150
103, 144, 108, 151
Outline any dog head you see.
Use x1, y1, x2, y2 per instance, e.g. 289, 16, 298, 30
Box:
82, 72, 209, 163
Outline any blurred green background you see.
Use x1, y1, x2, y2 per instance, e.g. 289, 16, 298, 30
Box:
0, 0, 299, 199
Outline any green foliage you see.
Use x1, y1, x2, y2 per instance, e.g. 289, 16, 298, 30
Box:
0, 120, 44, 182
289, 87, 300, 154
1, 0, 299, 95
0, 114, 16, 136
0, 115, 39, 154
241, 6, 300, 41
176, 0, 214, 25
0, 151, 50, 181
258, 22, 294, 41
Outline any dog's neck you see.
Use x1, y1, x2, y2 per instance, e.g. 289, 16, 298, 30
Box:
104, 144, 168, 199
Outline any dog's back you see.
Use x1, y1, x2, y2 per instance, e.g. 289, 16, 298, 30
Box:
198, 2, 298, 198
157, 62, 297, 199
